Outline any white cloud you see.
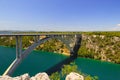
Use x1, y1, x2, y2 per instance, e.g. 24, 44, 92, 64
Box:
117, 24, 120, 27
111, 27, 120, 31
108, 24, 120, 31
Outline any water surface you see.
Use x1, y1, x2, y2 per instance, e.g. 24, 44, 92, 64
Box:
0, 46, 120, 80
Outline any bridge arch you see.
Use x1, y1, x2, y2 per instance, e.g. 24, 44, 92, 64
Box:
2, 34, 82, 76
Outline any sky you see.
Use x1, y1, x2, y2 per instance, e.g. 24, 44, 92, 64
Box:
0, 0, 120, 31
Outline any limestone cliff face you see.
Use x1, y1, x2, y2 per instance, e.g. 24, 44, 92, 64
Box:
79, 34, 120, 63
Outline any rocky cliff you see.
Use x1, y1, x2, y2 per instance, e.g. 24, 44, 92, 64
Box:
78, 33, 120, 63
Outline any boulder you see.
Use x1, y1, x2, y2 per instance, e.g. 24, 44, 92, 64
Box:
30, 72, 50, 80
65, 72, 84, 80
0, 72, 50, 80
0, 75, 13, 80
0, 73, 30, 80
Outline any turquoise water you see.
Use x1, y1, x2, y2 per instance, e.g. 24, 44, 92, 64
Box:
13, 50, 67, 76
0, 46, 16, 74
0, 46, 120, 80
75, 58, 120, 80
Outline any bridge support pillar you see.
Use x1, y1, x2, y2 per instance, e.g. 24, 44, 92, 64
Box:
34, 35, 40, 42
16, 36, 22, 59
70, 34, 81, 57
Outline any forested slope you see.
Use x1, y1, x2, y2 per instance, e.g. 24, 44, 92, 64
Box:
78, 32, 120, 63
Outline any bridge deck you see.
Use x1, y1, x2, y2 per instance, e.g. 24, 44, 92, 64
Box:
0, 33, 76, 36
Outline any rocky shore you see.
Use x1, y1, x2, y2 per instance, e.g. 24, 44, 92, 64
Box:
0, 72, 84, 80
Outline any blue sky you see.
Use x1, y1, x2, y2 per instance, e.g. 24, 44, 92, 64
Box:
0, 0, 120, 31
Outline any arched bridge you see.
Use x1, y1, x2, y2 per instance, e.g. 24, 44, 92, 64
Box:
0, 33, 82, 76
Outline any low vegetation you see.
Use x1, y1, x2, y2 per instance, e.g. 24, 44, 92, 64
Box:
50, 62, 98, 80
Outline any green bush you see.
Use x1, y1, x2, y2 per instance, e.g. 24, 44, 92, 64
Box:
50, 62, 99, 80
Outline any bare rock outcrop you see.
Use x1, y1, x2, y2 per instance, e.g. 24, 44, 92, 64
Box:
0, 75, 12, 80
65, 72, 84, 80
30, 72, 50, 80
0, 73, 30, 80
0, 72, 84, 80
0, 72, 49, 80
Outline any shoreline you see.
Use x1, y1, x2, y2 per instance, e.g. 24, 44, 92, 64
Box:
0, 45, 70, 56
0, 45, 119, 65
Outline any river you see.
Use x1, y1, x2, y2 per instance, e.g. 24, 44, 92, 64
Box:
0, 46, 120, 80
